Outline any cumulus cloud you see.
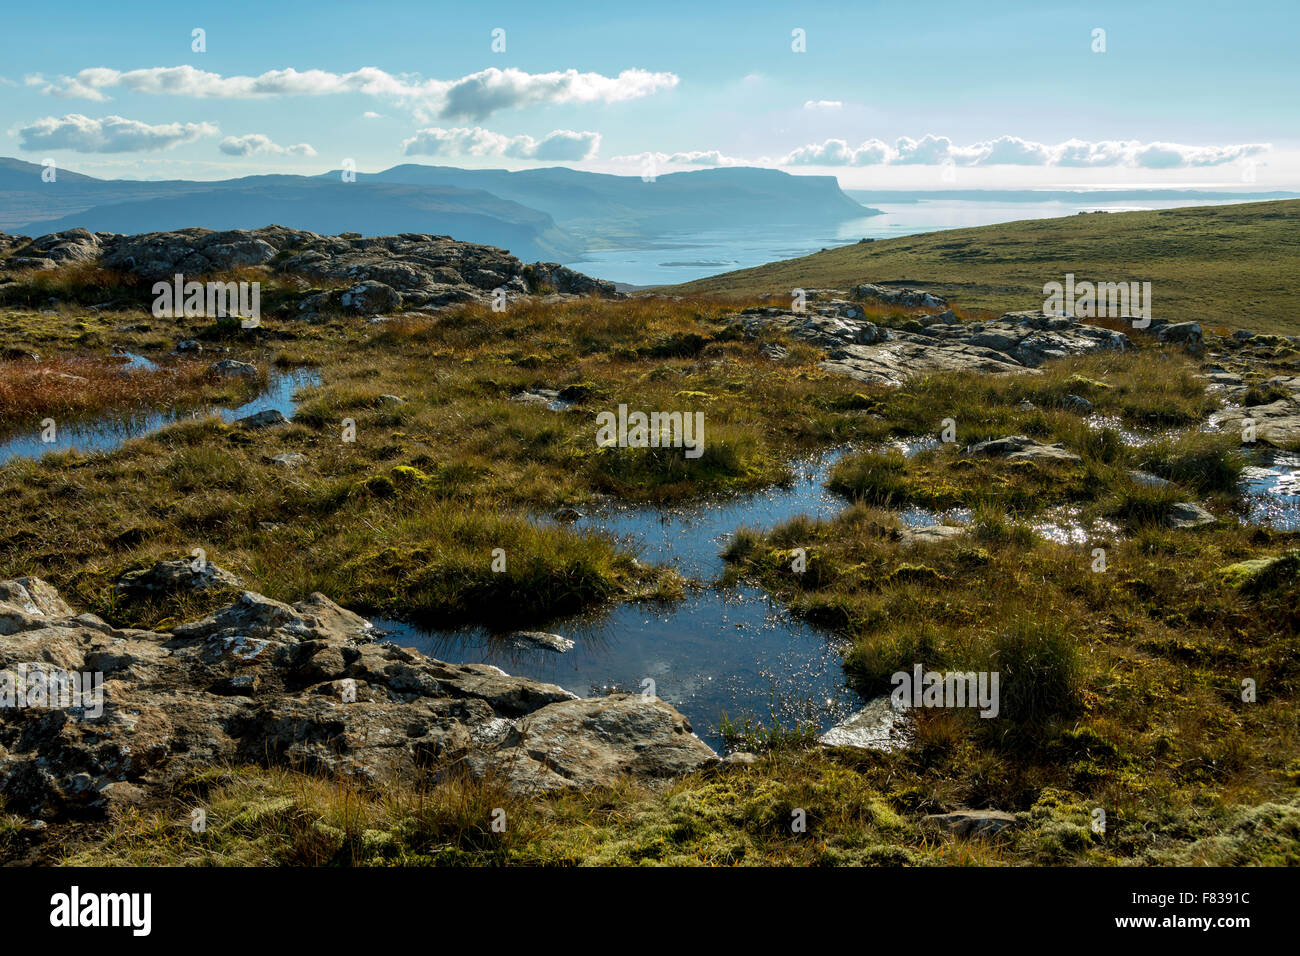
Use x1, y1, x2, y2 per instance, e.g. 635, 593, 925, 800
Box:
17, 113, 218, 153
218, 133, 317, 157
802, 100, 843, 110
402, 126, 601, 161
612, 149, 746, 167
779, 135, 1270, 168
437, 68, 677, 121
28, 65, 679, 121
784, 138, 890, 166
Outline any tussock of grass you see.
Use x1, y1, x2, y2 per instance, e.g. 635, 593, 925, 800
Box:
1137, 432, 1245, 492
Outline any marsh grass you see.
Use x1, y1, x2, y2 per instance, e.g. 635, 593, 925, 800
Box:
0, 355, 249, 437
2, 289, 1298, 867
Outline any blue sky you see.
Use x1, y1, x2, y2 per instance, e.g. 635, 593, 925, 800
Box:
2, 0, 1296, 187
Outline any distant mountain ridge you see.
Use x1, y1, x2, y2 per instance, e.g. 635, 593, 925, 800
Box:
345, 164, 876, 236
0, 158, 877, 264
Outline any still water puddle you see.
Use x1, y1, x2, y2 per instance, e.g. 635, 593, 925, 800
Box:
1240, 450, 1300, 531
0, 361, 320, 466
376, 450, 895, 751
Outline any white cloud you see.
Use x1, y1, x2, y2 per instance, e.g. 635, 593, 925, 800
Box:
28, 65, 679, 121
402, 126, 601, 161
779, 135, 1270, 168
784, 138, 889, 166
612, 149, 747, 167
218, 133, 317, 157
436, 68, 677, 121
17, 114, 218, 153
362, 111, 383, 119
802, 100, 843, 110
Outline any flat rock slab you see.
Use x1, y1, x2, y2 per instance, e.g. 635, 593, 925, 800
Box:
821, 341, 1028, 387
1168, 501, 1216, 529
818, 696, 912, 751
506, 630, 575, 653
964, 435, 1082, 464
924, 809, 1019, 838
209, 359, 258, 379
463, 693, 718, 794
237, 409, 288, 429
898, 524, 965, 545
1129, 469, 1172, 487
1217, 399, 1300, 447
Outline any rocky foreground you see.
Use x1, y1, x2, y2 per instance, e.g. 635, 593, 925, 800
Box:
729, 290, 1300, 445
0, 226, 619, 315
0, 564, 717, 819
735, 298, 1140, 385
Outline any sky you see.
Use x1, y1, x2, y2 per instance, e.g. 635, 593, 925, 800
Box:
2, 0, 1297, 188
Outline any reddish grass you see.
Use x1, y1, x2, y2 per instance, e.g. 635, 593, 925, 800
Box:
0, 355, 254, 432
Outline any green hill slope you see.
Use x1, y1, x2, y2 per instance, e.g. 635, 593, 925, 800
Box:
667, 199, 1300, 333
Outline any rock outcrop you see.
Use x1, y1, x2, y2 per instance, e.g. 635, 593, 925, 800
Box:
1, 226, 620, 313
733, 303, 1131, 387
0, 575, 716, 817
851, 283, 947, 309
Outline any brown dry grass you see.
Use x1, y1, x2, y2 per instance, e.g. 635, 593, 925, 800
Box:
0, 355, 253, 434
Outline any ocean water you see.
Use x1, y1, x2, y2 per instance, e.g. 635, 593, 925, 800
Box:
571, 198, 1247, 287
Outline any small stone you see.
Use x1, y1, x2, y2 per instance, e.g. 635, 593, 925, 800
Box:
964, 435, 1082, 464
238, 408, 288, 429
819, 697, 912, 751
1128, 469, 1172, 487
116, 559, 244, 597
506, 631, 575, 653
924, 809, 1018, 838
1168, 501, 1216, 529
209, 359, 258, 379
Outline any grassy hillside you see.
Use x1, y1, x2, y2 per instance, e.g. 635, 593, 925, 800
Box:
668, 200, 1300, 334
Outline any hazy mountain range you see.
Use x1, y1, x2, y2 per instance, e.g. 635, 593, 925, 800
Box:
0, 158, 876, 263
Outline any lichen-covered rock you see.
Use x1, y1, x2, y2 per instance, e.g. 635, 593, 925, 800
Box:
963, 435, 1082, 464
851, 283, 947, 309
0, 579, 713, 817
818, 696, 912, 751
115, 560, 244, 598
924, 809, 1019, 838
8, 226, 619, 315
462, 693, 717, 793
522, 261, 618, 297
1168, 501, 1216, 529
732, 307, 1129, 387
